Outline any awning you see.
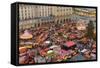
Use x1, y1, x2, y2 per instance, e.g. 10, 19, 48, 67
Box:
19, 47, 27, 54
69, 34, 77, 39
65, 41, 76, 47
20, 30, 33, 39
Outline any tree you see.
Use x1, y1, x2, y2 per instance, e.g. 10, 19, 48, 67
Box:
86, 20, 94, 39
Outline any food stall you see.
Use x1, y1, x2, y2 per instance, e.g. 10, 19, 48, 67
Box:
62, 41, 76, 50
19, 30, 33, 48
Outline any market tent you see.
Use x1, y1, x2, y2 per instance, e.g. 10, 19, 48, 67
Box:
47, 50, 54, 57
49, 45, 59, 49
69, 34, 77, 39
44, 41, 51, 44
19, 47, 28, 54
65, 41, 76, 47
20, 30, 33, 39
47, 50, 54, 54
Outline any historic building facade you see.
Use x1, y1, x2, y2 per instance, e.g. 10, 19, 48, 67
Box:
19, 4, 73, 29
19, 4, 96, 30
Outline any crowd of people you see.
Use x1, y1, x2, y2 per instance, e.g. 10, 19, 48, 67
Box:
19, 19, 96, 64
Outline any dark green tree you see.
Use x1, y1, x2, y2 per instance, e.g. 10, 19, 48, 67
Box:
86, 20, 94, 39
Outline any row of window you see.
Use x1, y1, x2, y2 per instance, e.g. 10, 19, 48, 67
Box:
19, 5, 73, 21
75, 11, 96, 17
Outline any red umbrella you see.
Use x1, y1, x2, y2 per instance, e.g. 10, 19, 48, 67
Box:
65, 41, 76, 47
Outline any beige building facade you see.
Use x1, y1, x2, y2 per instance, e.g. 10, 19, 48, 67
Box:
19, 4, 96, 30
19, 4, 73, 29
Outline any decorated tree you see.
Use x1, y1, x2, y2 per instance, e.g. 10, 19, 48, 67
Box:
86, 20, 94, 40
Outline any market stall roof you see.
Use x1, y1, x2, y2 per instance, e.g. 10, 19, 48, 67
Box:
19, 56, 26, 64
20, 41, 33, 45
44, 41, 51, 44
60, 49, 68, 55
19, 47, 27, 51
81, 49, 88, 53
19, 47, 27, 54
24, 42, 33, 45
65, 41, 76, 47
47, 50, 54, 54
69, 34, 77, 39
49, 45, 59, 49
20, 30, 33, 39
